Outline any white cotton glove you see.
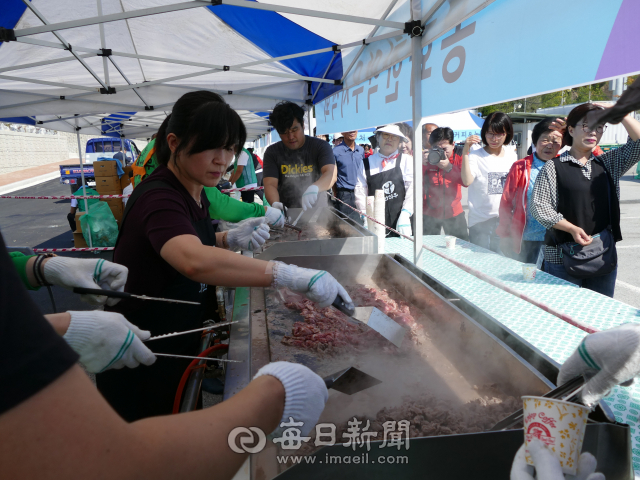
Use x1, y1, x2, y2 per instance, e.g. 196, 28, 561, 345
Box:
511, 440, 604, 480
226, 217, 270, 252
272, 202, 291, 223
265, 206, 286, 228
396, 209, 412, 237
301, 184, 319, 211
64, 311, 156, 374
43, 257, 128, 306
254, 361, 328, 436
558, 323, 640, 406
272, 262, 353, 309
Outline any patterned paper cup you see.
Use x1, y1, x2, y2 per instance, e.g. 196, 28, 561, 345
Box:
522, 263, 537, 281
522, 396, 589, 475
445, 236, 456, 249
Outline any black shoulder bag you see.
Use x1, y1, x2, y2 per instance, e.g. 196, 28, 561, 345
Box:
556, 162, 617, 279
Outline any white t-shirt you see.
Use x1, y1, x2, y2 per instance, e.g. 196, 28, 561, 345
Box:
467, 145, 517, 227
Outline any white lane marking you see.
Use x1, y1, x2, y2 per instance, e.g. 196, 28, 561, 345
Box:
616, 245, 640, 249
621, 217, 640, 219
616, 280, 640, 294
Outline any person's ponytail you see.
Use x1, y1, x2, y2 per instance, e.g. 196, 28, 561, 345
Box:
155, 114, 172, 165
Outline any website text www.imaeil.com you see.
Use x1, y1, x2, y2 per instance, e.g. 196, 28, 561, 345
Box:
228, 416, 411, 465
276, 452, 409, 465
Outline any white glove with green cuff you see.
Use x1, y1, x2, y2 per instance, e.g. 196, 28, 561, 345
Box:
44, 257, 128, 306
558, 323, 640, 406
254, 361, 328, 436
272, 262, 353, 308
510, 439, 604, 480
301, 185, 319, 211
265, 206, 286, 228
64, 311, 156, 373
396, 209, 412, 237
227, 217, 270, 252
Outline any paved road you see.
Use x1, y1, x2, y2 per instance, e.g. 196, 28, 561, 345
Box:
0, 179, 109, 315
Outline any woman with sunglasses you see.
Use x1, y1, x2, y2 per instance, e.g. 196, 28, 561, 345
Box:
530, 102, 640, 296
461, 112, 518, 252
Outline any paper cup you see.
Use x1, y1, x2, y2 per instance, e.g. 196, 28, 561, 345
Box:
522, 263, 537, 282
522, 396, 589, 475
445, 236, 456, 249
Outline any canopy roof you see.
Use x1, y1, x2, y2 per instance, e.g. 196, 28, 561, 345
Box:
0, 0, 421, 138
0, 0, 497, 139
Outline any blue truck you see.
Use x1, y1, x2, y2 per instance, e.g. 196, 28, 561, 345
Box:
59, 138, 141, 193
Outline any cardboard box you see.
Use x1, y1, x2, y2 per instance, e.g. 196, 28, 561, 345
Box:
95, 176, 122, 193
120, 174, 131, 190
123, 165, 133, 177
73, 232, 88, 248
108, 202, 124, 220
74, 211, 86, 233
93, 160, 118, 177
101, 198, 124, 210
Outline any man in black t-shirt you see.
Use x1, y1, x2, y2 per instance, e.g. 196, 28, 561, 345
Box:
263, 102, 336, 210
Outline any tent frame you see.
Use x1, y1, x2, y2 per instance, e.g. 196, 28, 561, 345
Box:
0, 0, 479, 263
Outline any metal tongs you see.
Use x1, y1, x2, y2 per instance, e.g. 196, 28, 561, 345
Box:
489, 376, 586, 431
73, 287, 200, 305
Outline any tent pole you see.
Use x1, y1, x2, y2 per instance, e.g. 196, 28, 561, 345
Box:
75, 118, 92, 248
411, 5, 423, 265
96, 0, 110, 88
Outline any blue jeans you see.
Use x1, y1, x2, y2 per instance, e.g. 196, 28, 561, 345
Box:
543, 261, 617, 298
469, 217, 502, 254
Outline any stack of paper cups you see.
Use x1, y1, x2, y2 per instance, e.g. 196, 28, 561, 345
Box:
374, 189, 386, 253
365, 196, 375, 231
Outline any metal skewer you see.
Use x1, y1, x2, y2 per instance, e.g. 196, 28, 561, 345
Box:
154, 353, 242, 363
145, 321, 238, 342
291, 209, 305, 227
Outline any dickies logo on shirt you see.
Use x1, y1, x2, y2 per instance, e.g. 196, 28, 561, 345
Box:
487, 172, 508, 195
281, 164, 314, 176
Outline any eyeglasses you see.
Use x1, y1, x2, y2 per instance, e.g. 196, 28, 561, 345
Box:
485, 131, 506, 139
539, 139, 562, 146
581, 123, 607, 134
381, 133, 398, 140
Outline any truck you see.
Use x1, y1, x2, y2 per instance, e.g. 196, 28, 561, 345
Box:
59, 138, 141, 193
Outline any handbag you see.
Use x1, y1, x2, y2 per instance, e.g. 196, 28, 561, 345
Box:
558, 227, 617, 278
556, 161, 618, 278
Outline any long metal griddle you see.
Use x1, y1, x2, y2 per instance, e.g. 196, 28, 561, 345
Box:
256, 207, 377, 261
224, 254, 631, 479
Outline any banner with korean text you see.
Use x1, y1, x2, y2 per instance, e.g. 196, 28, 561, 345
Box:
316, 0, 640, 133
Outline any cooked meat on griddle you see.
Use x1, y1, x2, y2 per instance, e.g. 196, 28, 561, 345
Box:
280, 289, 392, 353
288, 389, 519, 461
267, 223, 334, 245
279, 285, 425, 353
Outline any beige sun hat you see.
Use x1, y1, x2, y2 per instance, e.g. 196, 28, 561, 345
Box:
374, 124, 409, 143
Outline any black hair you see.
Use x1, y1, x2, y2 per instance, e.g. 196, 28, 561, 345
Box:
563, 103, 605, 146
480, 112, 513, 145
155, 91, 246, 166
531, 118, 557, 146
397, 122, 413, 141
429, 127, 454, 146
269, 101, 305, 134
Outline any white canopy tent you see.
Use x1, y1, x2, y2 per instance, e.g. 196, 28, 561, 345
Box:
1, 0, 638, 262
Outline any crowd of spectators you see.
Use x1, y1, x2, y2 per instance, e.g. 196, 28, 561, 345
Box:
320, 102, 640, 297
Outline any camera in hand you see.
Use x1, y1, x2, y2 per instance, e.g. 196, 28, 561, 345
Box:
427, 146, 446, 165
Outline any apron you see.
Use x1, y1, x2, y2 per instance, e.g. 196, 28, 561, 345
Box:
363, 153, 406, 238
97, 179, 218, 421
